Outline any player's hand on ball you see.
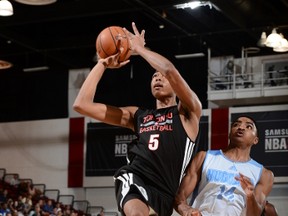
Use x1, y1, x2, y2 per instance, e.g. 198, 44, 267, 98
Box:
98, 42, 129, 69
123, 22, 146, 55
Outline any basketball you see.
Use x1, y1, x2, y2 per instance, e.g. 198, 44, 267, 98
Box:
96, 26, 131, 62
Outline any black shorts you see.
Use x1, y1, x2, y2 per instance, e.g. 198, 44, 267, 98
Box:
114, 170, 174, 216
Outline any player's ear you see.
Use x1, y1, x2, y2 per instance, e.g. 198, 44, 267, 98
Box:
253, 136, 259, 145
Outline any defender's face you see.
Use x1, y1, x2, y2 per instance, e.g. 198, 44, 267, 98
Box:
230, 117, 259, 146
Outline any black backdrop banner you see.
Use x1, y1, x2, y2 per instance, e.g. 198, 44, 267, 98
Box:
231, 110, 288, 177
86, 116, 209, 176
194, 115, 209, 154
86, 123, 136, 176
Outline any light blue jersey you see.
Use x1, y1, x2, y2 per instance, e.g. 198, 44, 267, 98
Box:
192, 150, 263, 216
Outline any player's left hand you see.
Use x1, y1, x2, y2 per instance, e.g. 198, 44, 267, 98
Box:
235, 173, 254, 197
123, 22, 146, 55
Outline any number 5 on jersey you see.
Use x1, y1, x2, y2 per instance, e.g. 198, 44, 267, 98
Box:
149, 134, 160, 151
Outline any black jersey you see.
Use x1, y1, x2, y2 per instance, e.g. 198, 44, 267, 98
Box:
114, 105, 196, 216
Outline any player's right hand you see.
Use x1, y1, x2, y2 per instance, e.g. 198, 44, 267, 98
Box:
98, 40, 130, 69
181, 208, 201, 216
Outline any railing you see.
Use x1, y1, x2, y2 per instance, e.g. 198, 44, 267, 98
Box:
208, 69, 288, 92
57, 194, 74, 206
44, 189, 60, 201
73, 200, 90, 215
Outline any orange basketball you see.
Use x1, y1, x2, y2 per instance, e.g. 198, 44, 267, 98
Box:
96, 26, 131, 62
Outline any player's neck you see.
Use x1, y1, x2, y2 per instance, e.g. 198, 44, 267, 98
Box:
156, 98, 177, 109
222, 147, 251, 162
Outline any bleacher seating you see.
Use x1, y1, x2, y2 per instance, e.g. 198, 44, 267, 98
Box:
0, 169, 100, 216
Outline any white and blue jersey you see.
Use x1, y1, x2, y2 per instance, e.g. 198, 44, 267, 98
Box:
192, 150, 263, 216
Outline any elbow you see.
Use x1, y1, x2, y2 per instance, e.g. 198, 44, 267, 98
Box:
163, 62, 175, 76
73, 101, 85, 114
196, 99, 203, 117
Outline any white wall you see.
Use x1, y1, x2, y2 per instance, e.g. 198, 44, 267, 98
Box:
0, 119, 69, 188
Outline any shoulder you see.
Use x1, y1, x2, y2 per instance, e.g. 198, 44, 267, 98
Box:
187, 151, 207, 174
261, 167, 274, 185
257, 167, 274, 197
196, 150, 207, 158
133, 107, 149, 118
207, 149, 220, 155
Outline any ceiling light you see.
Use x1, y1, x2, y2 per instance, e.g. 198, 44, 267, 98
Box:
257, 32, 267, 47
273, 37, 288, 52
0, 0, 13, 16
175, 1, 212, 10
187, 1, 202, 9
175, 53, 205, 59
273, 46, 288, 52
23, 66, 49, 72
14, 0, 57, 5
265, 28, 282, 48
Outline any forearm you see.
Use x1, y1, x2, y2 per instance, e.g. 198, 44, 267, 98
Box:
136, 46, 174, 76
174, 178, 196, 215
73, 61, 106, 112
236, 171, 273, 216
246, 193, 263, 216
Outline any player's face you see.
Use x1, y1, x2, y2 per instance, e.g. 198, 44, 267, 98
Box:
229, 117, 259, 146
150, 71, 174, 99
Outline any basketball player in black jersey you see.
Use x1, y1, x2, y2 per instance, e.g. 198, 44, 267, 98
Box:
73, 22, 202, 216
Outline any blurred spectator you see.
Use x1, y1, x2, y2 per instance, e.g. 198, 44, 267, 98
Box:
0, 189, 8, 203
56, 208, 63, 216
42, 199, 54, 215
62, 205, 71, 216
27, 183, 36, 197
70, 210, 78, 216
12, 200, 25, 213
51, 206, 63, 216
17, 195, 25, 205
9, 175, 19, 188
29, 203, 42, 216
96, 208, 104, 216
35, 199, 45, 210
0, 202, 11, 216
54, 203, 62, 214
16, 195, 25, 213
7, 199, 16, 214
23, 195, 33, 215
